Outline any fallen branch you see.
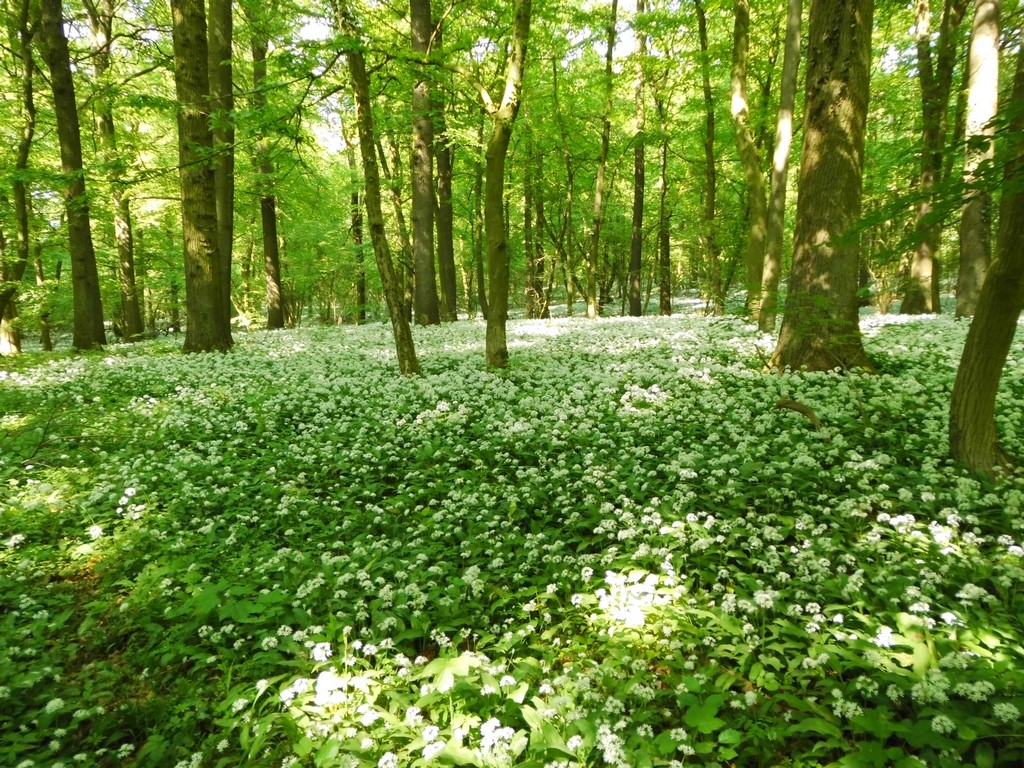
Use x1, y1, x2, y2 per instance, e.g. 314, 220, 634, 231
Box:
774, 397, 828, 437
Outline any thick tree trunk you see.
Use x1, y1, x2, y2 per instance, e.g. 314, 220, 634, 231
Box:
769, 0, 874, 371
40, 0, 106, 349
759, 0, 801, 332
250, 35, 285, 329
903, 0, 968, 314
629, 0, 648, 317
337, 1, 419, 374
86, 0, 144, 339
949, 44, 1024, 476
586, 0, 617, 319
209, 0, 234, 327
731, 0, 768, 322
169, 0, 232, 352
695, 0, 722, 314
483, 0, 531, 368
410, 0, 440, 325
957, 0, 999, 317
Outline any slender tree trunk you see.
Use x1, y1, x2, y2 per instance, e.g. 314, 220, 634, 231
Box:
0, 0, 35, 326
345, 144, 367, 323
657, 93, 672, 316
484, 0, 532, 368
473, 113, 489, 320
410, 0, 440, 325
769, 0, 874, 371
86, 0, 144, 339
39, 0, 106, 349
903, 0, 968, 314
957, 0, 999, 317
731, 0, 768, 321
250, 34, 285, 329
629, 0, 648, 317
524, 132, 537, 318
587, 0, 617, 319
381, 136, 415, 320
534, 150, 550, 319
434, 23, 458, 321
695, 0, 722, 314
169, 0, 232, 352
760, 0, 801, 332
949, 42, 1024, 475
34, 244, 53, 351
336, 0, 419, 374
551, 61, 576, 317
209, 0, 234, 327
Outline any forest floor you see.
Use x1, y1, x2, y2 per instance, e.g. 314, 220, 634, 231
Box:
1, 309, 1023, 768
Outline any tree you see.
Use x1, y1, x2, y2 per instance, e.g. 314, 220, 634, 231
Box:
410, 0, 441, 325
209, 0, 235, 328
169, 0, 233, 352
759, 0, 801, 333
0, 0, 36, 331
694, 0, 722, 314
586, 0, 617, 319
482, 0, 532, 368
730, 0, 767, 322
84, 0, 144, 339
246, 8, 286, 330
956, 0, 999, 317
39, 0, 106, 350
901, 0, 968, 314
948, 42, 1024, 476
433, 21, 458, 322
335, 0, 420, 375
769, 0, 874, 371
628, 0, 647, 318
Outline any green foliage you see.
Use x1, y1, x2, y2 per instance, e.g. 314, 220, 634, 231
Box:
2, 312, 1024, 766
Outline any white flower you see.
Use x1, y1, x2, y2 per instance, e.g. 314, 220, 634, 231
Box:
931, 714, 956, 735
422, 741, 445, 760
872, 626, 896, 648
88, 525, 104, 540
405, 705, 423, 725
44, 698, 65, 714
422, 725, 440, 743
311, 642, 332, 662
378, 753, 398, 768
994, 702, 1020, 723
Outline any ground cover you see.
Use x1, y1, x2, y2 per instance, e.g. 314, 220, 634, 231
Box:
1, 312, 1023, 768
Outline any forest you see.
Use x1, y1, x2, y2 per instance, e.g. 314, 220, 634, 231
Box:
2, 0, 1024, 765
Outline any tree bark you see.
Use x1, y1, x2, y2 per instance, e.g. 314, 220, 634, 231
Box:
0, 0, 35, 326
949, 43, 1024, 476
85, 0, 144, 339
410, 0, 440, 325
769, 0, 874, 371
336, 0, 420, 374
249, 33, 285, 329
950, 43, 1024, 473
586, 0, 617, 319
902, 0, 968, 314
731, 0, 768, 322
695, 0, 722, 314
39, 0, 107, 349
472, 116, 488, 320
209, 0, 234, 328
344, 140, 367, 323
433, 21, 458, 322
628, 0, 648, 317
483, 0, 532, 368
169, 0, 232, 352
957, 0, 999, 317
759, 0, 801, 332
379, 136, 415, 321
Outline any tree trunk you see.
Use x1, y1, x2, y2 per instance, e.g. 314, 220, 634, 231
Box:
731, 0, 768, 322
0, 0, 35, 326
345, 142, 367, 323
433, 22, 458, 322
769, 0, 874, 371
628, 0, 648, 317
949, 43, 1024, 476
586, 0, 617, 319
39, 0, 106, 350
336, 0, 420, 375
484, 0, 532, 368
380, 136, 416, 321
657, 95, 672, 316
551, 61, 576, 317
34, 244, 53, 351
957, 0, 999, 317
169, 0, 232, 352
209, 0, 234, 328
472, 116, 488, 320
760, 0, 801, 332
250, 34, 285, 329
695, 0, 722, 314
410, 0, 440, 325
524, 132, 538, 319
85, 0, 144, 339
902, 0, 968, 314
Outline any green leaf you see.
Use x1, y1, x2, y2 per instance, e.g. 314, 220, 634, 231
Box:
314, 738, 341, 766
719, 728, 743, 745
293, 736, 314, 757
784, 717, 843, 741
974, 742, 995, 768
